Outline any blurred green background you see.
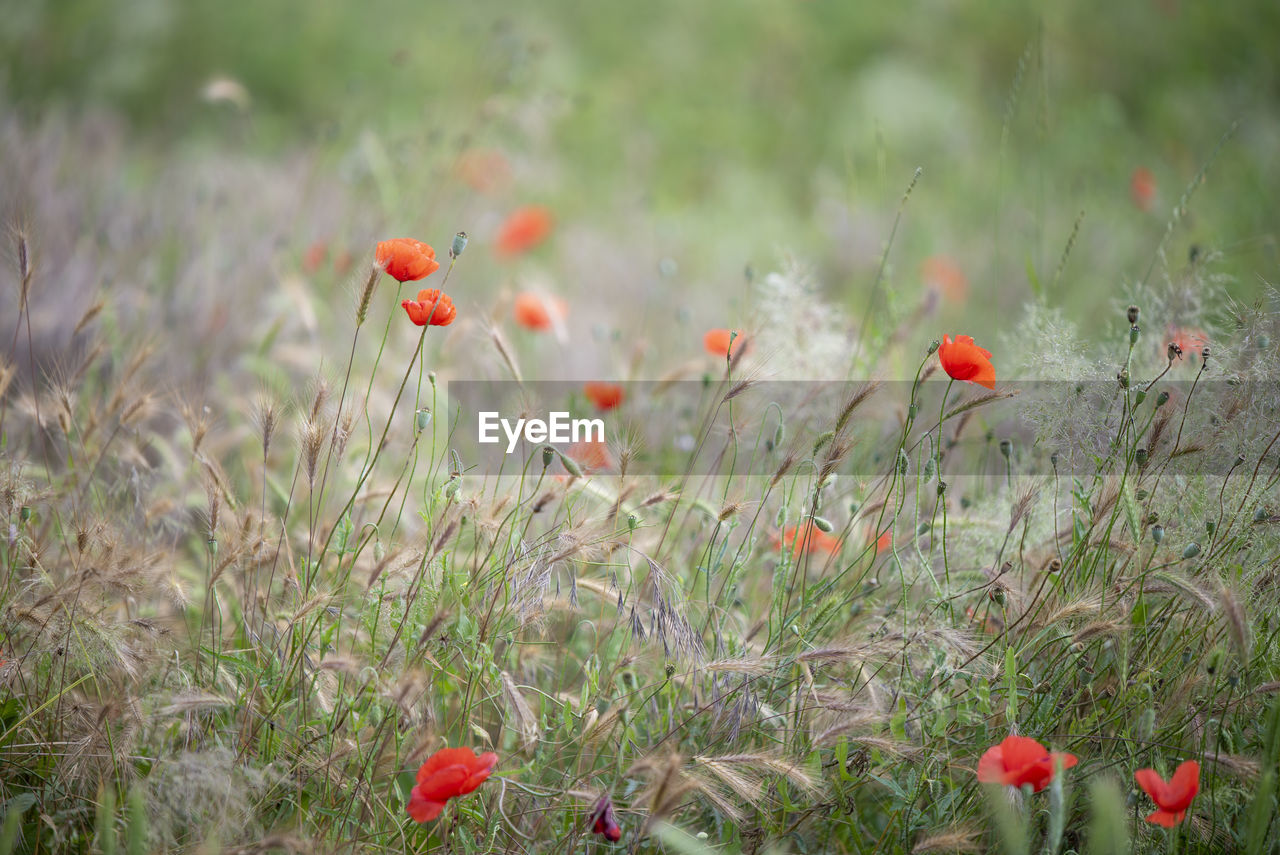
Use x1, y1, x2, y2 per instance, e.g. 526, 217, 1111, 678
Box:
2, 0, 1277, 335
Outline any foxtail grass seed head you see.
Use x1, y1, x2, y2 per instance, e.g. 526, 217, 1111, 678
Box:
356, 263, 379, 325
450, 230, 468, 258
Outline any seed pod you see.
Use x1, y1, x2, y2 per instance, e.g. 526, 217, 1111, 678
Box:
416, 408, 432, 431
1127, 305, 1140, 325
450, 231, 468, 258
542, 445, 555, 468
1151, 524, 1164, 543
1182, 541, 1201, 560
812, 516, 833, 533
1134, 389, 1147, 405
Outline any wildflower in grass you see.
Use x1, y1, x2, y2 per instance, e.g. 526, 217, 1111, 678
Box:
976, 735, 1077, 792
1135, 760, 1199, 827
772, 522, 841, 556
567, 438, 612, 473
407, 746, 498, 823
377, 238, 440, 282
401, 289, 457, 327
938, 334, 996, 389
704, 328, 746, 359
584, 381, 625, 411
1131, 167, 1157, 212
1167, 325, 1209, 360
514, 292, 568, 331
455, 147, 512, 195
872, 529, 892, 555
496, 205, 553, 256
302, 240, 327, 274
922, 255, 969, 302
589, 793, 623, 842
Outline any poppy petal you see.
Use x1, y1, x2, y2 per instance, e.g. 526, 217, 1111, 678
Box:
1145, 808, 1185, 827
407, 788, 448, 823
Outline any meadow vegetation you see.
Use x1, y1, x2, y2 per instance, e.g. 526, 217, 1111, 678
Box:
1, 2, 1279, 853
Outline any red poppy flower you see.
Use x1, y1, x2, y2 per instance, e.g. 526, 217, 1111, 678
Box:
455, 148, 512, 195
872, 530, 892, 555
333, 249, 354, 276
938, 334, 996, 390
302, 240, 327, 274
402, 289, 457, 326
584, 382, 625, 411
1135, 760, 1199, 827
704, 329, 747, 359
567, 438, 613, 473
922, 255, 969, 302
496, 206, 553, 256
976, 735, 1077, 793
1131, 167, 1157, 213
772, 523, 841, 557
1167, 325, 1209, 360
513, 292, 568, 332
377, 238, 440, 283
589, 794, 623, 842
407, 747, 498, 823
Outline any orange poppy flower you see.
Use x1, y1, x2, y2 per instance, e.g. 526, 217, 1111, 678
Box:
583, 382, 625, 411
1167, 325, 1209, 360
401, 289, 457, 326
772, 522, 841, 557
938, 334, 996, 390
496, 206, 553, 256
455, 148, 512, 195
407, 746, 498, 823
977, 735, 1077, 793
1135, 760, 1199, 827
567, 438, 613, 473
1131, 167, 1156, 213
513, 292, 568, 331
302, 240, 327, 274
377, 238, 441, 282
704, 329, 747, 359
922, 255, 969, 302
872, 530, 892, 555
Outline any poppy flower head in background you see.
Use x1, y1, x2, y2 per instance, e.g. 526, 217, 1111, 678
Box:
772, 522, 841, 557
1167, 325, 1209, 361
1135, 760, 1199, 827
922, 255, 969, 303
455, 148, 512, 195
1131, 167, 1157, 212
589, 794, 623, 842
401, 289, 457, 327
566, 438, 613, 473
496, 206, 554, 256
584, 382, 625, 411
514, 292, 568, 332
938, 334, 996, 390
302, 240, 327, 275
377, 238, 441, 282
704, 328, 747, 359
976, 735, 1077, 793
406, 747, 498, 823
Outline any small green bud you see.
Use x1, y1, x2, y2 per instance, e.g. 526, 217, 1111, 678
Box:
416, 408, 432, 431
1134, 389, 1147, 405
558, 450, 582, 478
19, 506, 31, 523
450, 231, 468, 258
927, 340, 940, 355
627, 513, 639, 531
812, 516, 833, 533
1156, 390, 1169, 407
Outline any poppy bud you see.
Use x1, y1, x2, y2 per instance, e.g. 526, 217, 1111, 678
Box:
1130, 326, 1140, 345
922, 457, 936, 482
1050, 452, 1059, 468
1135, 448, 1149, 466
1152, 524, 1164, 544
1127, 305, 1140, 325
897, 449, 909, 476
1156, 391, 1169, 407
1182, 542, 1201, 560
558, 450, 582, 477
1134, 389, 1147, 405
999, 439, 1012, 459
927, 340, 940, 355
812, 516, 833, 533
542, 445, 555, 468
450, 231, 468, 259
444, 477, 461, 500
